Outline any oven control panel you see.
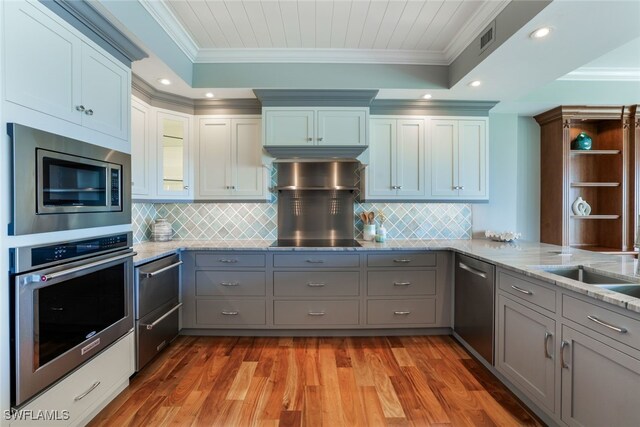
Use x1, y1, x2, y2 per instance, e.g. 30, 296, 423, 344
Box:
29, 233, 130, 267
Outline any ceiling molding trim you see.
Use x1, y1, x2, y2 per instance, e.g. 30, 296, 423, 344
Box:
41, 0, 147, 65
254, 89, 379, 107
194, 99, 262, 115
370, 100, 499, 116
138, 0, 198, 62
195, 48, 448, 65
443, 0, 511, 64
558, 67, 640, 81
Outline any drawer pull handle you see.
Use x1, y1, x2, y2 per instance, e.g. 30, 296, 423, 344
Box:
587, 315, 628, 333
458, 262, 487, 279
220, 282, 239, 287
308, 311, 326, 316
142, 303, 182, 330
394, 311, 411, 315
544, 331, 553, 359
510, 285, 533, 295
74, 381, 100, 401
393, 259, 412, 263
560, 340, 570, 369
141, 260, 183, 278
393, 282, 411, 286
222, 311, 239, 316
219, 259, 238, 263
307, 283, 326, 287
305, 259, 325, 264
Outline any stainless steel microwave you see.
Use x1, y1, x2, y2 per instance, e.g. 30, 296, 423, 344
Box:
8, 124, 131, 235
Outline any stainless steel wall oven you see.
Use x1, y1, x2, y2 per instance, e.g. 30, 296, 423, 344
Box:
8, 123, 131, 235
10, 233, 134, 407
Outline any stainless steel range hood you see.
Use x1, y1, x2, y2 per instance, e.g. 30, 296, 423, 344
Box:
263, 145, 368, 159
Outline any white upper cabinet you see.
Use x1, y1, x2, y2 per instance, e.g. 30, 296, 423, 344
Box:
3, 0, 130, 142
197, 117, 267, 200
263, 107, 368, 146
428, 118, 488, 200
156, 111, 192, 199
365, 118, 425, 200
131, 98, 151, 196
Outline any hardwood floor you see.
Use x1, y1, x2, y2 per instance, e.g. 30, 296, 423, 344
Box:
88, 335, 543, 427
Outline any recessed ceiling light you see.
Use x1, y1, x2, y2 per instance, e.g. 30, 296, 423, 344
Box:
205, 92, 215, 98
530, 27, 551, 39
469, 80, 482, 87
158, 78, 171, 85
422, 93, 432, 99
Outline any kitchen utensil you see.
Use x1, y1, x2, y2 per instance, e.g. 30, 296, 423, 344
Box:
360, 212, 368, 224
368, 212, 375, 225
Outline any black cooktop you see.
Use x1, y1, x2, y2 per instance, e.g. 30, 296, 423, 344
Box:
271, 239, 362, 248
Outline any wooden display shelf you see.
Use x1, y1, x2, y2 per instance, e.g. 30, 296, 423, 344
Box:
570, 150, 621, 155
570, 215, 620, 220
570, 182, 620, 187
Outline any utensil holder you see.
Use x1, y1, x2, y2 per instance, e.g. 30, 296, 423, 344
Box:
363, 224, 376, 241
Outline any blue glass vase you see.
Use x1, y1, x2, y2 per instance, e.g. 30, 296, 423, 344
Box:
572, 132, 592, 150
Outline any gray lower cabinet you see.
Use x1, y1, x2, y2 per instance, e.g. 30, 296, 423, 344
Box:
560, 325, 640, 427
274, 300, 359, 325
496, 294, 556, 413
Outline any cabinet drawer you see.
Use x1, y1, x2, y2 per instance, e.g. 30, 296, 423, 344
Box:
274, 300, 359, 325
562, 295, 640, 350
137, 303, 179, 370
196, 271, 266, 296
196, 300, 266, 325
195, 253, 265, 268
11, 333, 133, 426
367, 299, 436, 325
367, 253, 436, 268
274, 271, 359, 296
367, 270, 436, 296
498, 271, 556, 312
273, 253, 359, 268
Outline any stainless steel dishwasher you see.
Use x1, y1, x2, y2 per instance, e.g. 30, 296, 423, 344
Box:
135, 254, 182, 371
454, 253, 496, 365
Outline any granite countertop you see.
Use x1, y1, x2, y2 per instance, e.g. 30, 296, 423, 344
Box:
133, 239, 640, 314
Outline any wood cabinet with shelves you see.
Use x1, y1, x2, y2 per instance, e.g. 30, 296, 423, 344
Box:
535, 106, 636, 253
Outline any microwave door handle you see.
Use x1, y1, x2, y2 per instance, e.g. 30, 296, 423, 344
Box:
22, 252, 135, 286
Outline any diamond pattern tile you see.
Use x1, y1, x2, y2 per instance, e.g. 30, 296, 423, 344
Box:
131, 167, 472, 242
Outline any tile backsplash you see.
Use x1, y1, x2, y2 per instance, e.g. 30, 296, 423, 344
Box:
132, 201, 471, 243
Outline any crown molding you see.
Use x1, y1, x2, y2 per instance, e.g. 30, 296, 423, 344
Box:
195, 48, 448, 65
40, 0, 147, 65
254, 89, 379, 107
443, 0, 511, 64
370, 100, 498, 116
558, 67, 640, 81
138, 0, 198, 61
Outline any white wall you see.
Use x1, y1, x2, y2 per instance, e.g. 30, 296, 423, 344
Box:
472, 113, 541, 241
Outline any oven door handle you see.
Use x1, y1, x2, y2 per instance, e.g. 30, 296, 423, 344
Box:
141, 303, 182, 330
23, 252, 135, 285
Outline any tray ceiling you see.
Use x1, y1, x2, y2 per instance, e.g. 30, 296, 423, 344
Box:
142, 0, 509, 64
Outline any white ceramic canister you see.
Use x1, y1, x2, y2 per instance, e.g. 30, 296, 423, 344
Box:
151, 218, 173, 241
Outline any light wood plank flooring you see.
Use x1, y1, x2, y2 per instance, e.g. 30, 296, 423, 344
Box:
88, 335, 543, 426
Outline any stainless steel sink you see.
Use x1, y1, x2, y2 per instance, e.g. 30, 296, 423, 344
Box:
538, 266, 640, 298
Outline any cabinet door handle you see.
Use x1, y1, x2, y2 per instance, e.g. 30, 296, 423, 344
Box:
459, 186, 464, 190
220, 282, 239, 287
222, 311, 238, 316
393, 259, 412, 264
85, 109, 94, 116
307, 282, 326, 287
74, 381, 100, 401
308, 311, 326, 316
305, 259, 325, 264
587, 315, 628, 333
397, 186, 403, 190
560, 340, 570, 369
141, 261, 183, 278
183, 185, 189, 190
510, 285, 533, 295
75, 105, 85, 112
393, 282, 411, 286
142, 303, 182, 330
544, 331, 553, 359
458, 262, 487, 279
318, 137, 323, 141
218, 259, 238, 263
307, 137, 313, 142
394, 311, 411, 315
